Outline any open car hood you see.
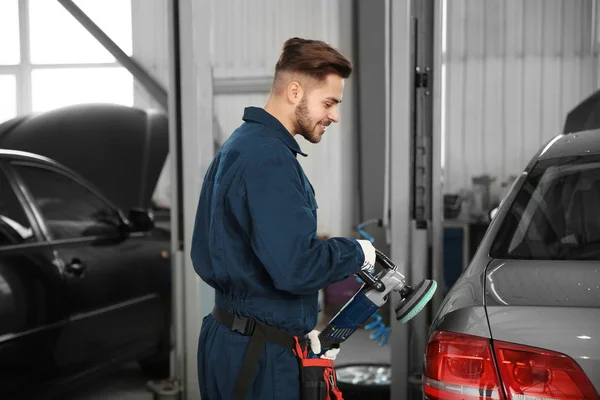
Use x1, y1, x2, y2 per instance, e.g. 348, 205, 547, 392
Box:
0, 103, 169, 212
563, 89, 600, 133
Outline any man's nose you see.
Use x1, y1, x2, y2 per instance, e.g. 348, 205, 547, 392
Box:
329, 109, 339, 123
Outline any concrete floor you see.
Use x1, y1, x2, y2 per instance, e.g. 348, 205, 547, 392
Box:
62, 328, 390, 399
63, 362, 153, 400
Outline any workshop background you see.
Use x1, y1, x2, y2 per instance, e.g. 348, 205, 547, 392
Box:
1, 0, 599, 399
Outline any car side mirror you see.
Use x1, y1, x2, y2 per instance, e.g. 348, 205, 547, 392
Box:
128, 208, 155, 231
489, 207, 499, 220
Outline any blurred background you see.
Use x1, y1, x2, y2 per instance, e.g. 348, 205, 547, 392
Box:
0, 0, 599, 399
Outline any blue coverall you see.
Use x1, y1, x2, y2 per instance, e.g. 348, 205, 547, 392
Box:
191, 107, 366, 399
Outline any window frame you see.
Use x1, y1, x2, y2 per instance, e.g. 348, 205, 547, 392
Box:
0, 160, 44, 249
0, 0, 130, 119
8, 160, 128, 243
489, 154, 600, 260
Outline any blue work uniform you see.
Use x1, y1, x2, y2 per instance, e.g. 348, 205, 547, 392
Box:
191, 107, 365, 400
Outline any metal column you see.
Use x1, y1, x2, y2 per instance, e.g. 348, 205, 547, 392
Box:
167, 0, 214, 398
389, 0, 440, 398
389, 1, 413, 398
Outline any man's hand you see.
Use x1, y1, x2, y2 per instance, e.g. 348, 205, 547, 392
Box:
357, 239, 376, 274
306, 330, 340, 360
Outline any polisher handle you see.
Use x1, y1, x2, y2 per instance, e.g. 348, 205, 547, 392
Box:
356, 270, 385, 292
375, 249, 397, 271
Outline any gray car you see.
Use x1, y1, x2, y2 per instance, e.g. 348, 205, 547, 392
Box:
424, 129, 600, 400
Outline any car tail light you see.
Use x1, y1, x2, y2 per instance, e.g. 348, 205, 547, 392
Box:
423, 331, 505, 400
494, 340, 599, 400
424, 330, 600, 400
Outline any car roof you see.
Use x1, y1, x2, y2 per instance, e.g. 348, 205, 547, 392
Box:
0, 148, 91, 186
0, 148, 63, 167
537, 129, 600, 160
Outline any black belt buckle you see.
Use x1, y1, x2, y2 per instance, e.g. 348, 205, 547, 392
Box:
232, 315, 256, 336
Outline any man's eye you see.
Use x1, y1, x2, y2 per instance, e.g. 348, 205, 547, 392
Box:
324, 103, 332, 108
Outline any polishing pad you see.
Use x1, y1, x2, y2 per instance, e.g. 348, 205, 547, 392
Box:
394, 279, 437, 324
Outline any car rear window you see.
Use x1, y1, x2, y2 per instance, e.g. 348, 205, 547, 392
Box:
490, 154, 600, 260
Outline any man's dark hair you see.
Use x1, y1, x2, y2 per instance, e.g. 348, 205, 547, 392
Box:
274, 37, 353, 81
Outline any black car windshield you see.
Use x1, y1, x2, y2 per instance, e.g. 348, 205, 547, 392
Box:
491, 154, 600, 260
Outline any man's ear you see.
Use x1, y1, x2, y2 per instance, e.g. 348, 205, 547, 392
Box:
286, 81, 303, 105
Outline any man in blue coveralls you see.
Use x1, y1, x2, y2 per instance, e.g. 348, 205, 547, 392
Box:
191, 37, 376, 399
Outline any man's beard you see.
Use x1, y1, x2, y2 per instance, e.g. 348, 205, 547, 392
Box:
295, 97, 322, 144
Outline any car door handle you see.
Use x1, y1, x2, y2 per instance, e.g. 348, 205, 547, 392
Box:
66, 258, 86, 277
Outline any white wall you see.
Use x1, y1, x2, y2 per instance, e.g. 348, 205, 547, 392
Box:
131, 0, 357, 237
443, 0, 597, 199
131, 0, 171, 207
131, 0, 169, 109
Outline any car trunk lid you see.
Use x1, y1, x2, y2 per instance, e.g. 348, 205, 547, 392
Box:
484, 258, 600, 393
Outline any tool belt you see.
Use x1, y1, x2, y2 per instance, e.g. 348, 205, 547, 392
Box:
212, 306, 343, 400
292, 337, 344, 400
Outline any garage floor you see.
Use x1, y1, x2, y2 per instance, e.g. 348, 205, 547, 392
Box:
62, 328, 391, 399
63, 362, 153, 400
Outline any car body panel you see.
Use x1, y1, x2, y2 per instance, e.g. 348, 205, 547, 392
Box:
484, 258, 600, 391
430, 134, 600, 395
430, 172, 529, 339
0, 247, 70, 395
538, 130, 600, 160
0, 164, 71, 394
0, 149, 171, 397
5, 158, 170, 370
430, 255, 493, 339
486, 305, 600, 390
51, 234, 169, 368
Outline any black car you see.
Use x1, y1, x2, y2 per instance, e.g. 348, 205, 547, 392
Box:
0, 104, 172, 398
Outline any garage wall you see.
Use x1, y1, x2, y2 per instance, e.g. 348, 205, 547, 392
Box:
132, 0, 358, 237
211, 0, 357, 238
131, 0, 169, 110
443, 0, 597, 197
131, 0, 171, 207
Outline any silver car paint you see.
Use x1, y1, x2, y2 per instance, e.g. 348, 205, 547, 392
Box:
538, 130, 600, 161
430, 253, 493, 338
430, 173, 528, 339
484, 258, 600, 390
430, 132, 600, 393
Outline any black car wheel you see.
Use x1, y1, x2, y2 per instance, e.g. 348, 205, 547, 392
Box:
335, 363, 391, 400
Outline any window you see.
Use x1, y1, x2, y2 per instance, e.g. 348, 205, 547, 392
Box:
31, 68, 133, 112
0, 0, 20, 65
0, 0, 133, 124
0, 75, 18, 123
29, 0, 132, 64
14, 165, 122, 240
491, 155, 600, 260
0, 169, 34, 245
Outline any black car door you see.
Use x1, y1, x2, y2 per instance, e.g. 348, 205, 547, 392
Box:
0, 162, 68, 396
8, 161, 169, 370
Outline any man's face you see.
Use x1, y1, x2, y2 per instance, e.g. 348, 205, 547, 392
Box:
294, 74, 344, 144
